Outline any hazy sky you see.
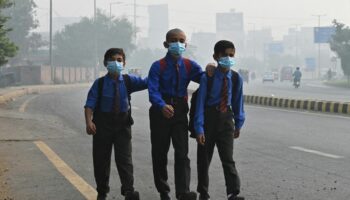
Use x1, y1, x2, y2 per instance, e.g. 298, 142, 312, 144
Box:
34, 0, 350, 40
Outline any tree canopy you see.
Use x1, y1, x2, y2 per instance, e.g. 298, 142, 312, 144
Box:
53, 10, 135, 67
0, 0, 17, 67
330, 20, 350, 79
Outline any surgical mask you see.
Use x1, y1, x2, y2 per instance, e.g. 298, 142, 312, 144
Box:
168, 42, 186, 56
107, 61, 124, 74
218, 56, 236, 68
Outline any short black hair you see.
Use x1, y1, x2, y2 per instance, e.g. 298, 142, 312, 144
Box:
103, 48, 125, 66
214, 40, 235, 55
166, 28, 185, 40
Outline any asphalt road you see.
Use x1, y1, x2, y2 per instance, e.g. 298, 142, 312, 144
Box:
1, 87, 350, 200
244, 79, 350, 102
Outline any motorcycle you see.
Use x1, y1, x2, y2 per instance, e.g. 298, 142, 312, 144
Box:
293, 79, 300, 88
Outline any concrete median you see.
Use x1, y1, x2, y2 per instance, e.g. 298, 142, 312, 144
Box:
244, 95, 350, 115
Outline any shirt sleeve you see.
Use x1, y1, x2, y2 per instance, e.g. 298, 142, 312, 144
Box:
231, 74, 245, 130
128, 74, 148, 93
189, 60, 203, 84
84, 79, 99, 110
148, 62, 166, 109
194, 74, 208, 135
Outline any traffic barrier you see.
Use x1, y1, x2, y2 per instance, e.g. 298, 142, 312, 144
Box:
244, 95, 350, 115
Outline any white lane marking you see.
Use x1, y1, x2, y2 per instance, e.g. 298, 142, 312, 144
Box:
131, 106, 139, 110
34, 141, 97, 199
246, 105, 350, 120
289, 146, 344, 159
19, 95, 38, 113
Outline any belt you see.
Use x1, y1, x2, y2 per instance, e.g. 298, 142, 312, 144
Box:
206, 105, 232, 113
162, 96, 188, 105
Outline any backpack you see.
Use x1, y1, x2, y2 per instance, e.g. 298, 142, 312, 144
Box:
188, 70, 239, 138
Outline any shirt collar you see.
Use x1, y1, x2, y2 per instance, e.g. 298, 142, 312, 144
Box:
165, 52, 183, 66
214, 68, 231, 79
105, 73, 124, 83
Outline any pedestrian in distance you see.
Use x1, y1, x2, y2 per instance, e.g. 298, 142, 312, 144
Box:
84, 48, 148, 200
194, 40, 245, 200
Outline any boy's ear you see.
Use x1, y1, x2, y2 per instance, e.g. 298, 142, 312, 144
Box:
213, 54, 218, 61
163, 41, 169, 48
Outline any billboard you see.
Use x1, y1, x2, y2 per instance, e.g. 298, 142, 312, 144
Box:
267, 42, 284, 54
314, 27, 336, 43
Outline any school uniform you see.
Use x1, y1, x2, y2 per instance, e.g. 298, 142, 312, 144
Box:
84, 73, 147, 196
148, 52, 202, 198
194, 68, 245, 198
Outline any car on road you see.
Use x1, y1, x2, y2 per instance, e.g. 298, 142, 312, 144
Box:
280, 66, 293, 81
262, 72, 274, 83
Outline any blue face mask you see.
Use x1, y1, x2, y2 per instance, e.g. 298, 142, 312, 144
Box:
218, 56, 236, 68
107, 61, 124, 74
168, 42, 186, 56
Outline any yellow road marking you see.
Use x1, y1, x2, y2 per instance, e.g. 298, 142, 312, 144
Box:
19, 95, 38, 113
34, 141, 97, 200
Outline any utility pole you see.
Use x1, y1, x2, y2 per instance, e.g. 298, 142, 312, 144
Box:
133, 0, 137, 43
94, 0, 98, 79
313, 14, 326, 79
49, 0, 53, 83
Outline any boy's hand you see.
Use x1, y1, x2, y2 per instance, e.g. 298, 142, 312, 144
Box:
205, 63, 216, 77
233, 129, 240, 139
86, 121, 96, 135
162, 104, 174, 118
196, 134, 205, 146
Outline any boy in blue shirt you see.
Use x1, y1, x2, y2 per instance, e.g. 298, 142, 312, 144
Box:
84, 48, 147, 200
194, 40, 245, 200
148, 28, 203, 200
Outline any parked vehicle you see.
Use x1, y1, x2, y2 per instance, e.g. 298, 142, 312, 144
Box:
280, 66, 293, 82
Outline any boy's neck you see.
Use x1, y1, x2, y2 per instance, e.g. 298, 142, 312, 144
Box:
218, 66, 229, 74
108, 72, 120, 80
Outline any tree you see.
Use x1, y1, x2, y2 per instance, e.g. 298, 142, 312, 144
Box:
330, 20, 350, 85
53, 10, 135, 67
4, 0, 43, 65
0, 0, 17, 67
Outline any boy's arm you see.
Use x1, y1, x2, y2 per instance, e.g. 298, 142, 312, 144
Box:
148, 62, 166, 110
84, 80, 99, 135
231, 74, 245, 131
194, 74, 208, 135
129, 74, 148, 93
189, 60, 203, 83
84, 79, 99, 111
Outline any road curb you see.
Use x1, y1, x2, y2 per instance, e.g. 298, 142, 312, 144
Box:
244, 95, 350, 115
0, 83, 90, 105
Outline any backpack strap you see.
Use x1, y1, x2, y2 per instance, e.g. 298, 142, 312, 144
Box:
159, 58, 167, 74
230, 69, 239, 102
96, 77, 104, 111
183, 58, 192, 77
122, 74, 132, 102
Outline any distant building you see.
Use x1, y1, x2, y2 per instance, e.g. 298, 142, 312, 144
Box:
147, 4, 169, 49
245, 28, 273, 60
216, 9, 245, 56
190, 32, 216, 66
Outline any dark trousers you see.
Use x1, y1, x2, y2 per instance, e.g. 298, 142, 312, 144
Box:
93, 112, 134, 196
197, 107, 241, 196
149, 101, 191, 197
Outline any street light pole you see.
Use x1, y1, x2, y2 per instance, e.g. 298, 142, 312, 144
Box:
49, 0, 53, 83
133, 0, 136, 43
94, 0, 98, 79
313, 14, 326, 79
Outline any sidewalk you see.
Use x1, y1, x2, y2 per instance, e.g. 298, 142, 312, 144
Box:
0, 83, 90, 105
